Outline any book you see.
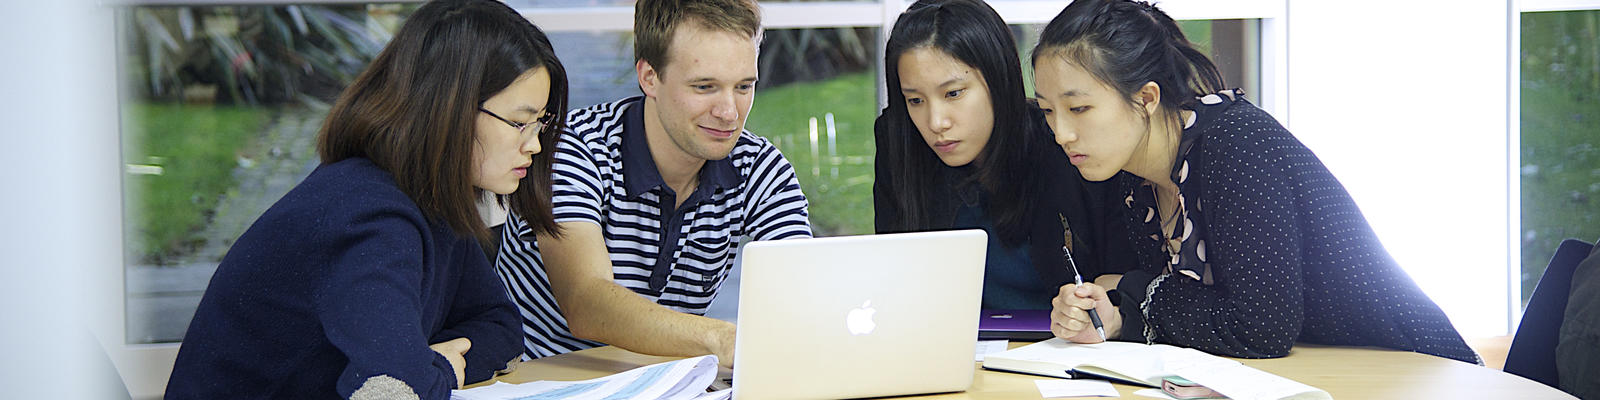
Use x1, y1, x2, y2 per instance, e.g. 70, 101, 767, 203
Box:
982, 339, 1331, 400
982, 339, 1175, 385
451, 355, 729, 400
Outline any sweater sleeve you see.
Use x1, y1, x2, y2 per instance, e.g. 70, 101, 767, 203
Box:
430, 239, 523, 385
315, 208, 457, 400
1137, 138, 1305, 359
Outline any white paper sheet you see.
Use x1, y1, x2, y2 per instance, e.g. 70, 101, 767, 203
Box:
976, 340, 1009, 362
691, 388, 731, 400
1035, 379, 1119, 398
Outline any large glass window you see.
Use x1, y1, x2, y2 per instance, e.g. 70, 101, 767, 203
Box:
119, 7, 883, 342
748, 27, 880, 237
120, 3, 418, 344
108, 3, 1284, 397
1519, 9, 1600, 305
549, 30, 638, 110
113, 0, 1274, 367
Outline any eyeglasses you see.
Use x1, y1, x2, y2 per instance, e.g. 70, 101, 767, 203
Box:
479, 107, 554, 139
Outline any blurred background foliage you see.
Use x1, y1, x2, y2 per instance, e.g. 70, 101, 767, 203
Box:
125, 4, 412, 105
750, 27, 877, 236
118, 6, 882, 264
120, 4, 417, 265
1518, 10, 1600, 305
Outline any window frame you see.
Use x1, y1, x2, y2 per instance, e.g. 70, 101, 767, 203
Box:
1509, 0, 1600, 332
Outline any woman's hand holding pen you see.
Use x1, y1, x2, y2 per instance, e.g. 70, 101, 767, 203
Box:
1051, 283, 1122, 344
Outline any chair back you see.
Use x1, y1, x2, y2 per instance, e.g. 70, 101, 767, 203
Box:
1505, 238, 1597, 387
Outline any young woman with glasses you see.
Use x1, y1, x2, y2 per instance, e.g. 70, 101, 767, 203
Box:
165, 1, 570, 398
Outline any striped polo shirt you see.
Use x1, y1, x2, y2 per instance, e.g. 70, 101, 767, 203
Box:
495, 96, 812, 359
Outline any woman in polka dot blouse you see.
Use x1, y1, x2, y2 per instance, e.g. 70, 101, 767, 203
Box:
1029, 0, 1480, 364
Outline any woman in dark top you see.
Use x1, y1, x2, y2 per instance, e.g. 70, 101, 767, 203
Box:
1034, 0, 1480, 364
165, 1, 569, 398
873, 0, 1131, 310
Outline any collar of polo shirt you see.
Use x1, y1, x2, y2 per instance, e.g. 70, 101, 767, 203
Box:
618, 97, 741, 202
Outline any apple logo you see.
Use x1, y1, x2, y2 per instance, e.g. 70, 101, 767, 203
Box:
846, 300, 876, 335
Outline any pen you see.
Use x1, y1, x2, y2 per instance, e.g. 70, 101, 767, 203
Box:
1063, 244, 1107, 341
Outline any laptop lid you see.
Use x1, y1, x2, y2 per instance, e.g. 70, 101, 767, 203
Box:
978, 309, 1055, 341
731, 230, 987, 400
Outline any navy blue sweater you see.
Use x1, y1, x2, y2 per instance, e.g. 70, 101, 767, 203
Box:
167, 158, 522, 399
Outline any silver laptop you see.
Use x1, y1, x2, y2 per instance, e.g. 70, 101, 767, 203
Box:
731, 229, 987, 400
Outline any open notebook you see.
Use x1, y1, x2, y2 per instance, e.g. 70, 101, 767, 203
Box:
982, 339, 1331, 400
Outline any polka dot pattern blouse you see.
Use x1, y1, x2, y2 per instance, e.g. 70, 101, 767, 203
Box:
1112, 92, 1481, 364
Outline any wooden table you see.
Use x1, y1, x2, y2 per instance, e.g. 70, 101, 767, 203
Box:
479, 343, 1575, 399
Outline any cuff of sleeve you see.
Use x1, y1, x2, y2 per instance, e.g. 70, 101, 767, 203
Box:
431, 351, 458, 390
1114, 269, 1158, 342
461, 340, 511, 385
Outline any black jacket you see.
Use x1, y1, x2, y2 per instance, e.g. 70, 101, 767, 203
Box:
872, 108, 1133, 286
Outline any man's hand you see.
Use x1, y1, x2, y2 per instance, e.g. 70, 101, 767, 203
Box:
429, 337, 472, 388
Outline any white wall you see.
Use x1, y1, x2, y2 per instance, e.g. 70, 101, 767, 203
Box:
0, 0, 127, 397
1285, 1, 1513, 337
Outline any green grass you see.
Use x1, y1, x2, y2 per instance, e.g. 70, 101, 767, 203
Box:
1518, 10, 1600, 304
746, 71, 878, 236
123, 103, 270, 264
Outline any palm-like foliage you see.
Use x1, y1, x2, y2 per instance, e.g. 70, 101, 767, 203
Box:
124, 4, 414, 104
758, 27, 876, 87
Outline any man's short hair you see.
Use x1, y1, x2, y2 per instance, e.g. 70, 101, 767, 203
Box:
634, 0, 762, 75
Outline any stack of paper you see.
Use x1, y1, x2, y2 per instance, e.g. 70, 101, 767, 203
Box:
452, 355, 729, 400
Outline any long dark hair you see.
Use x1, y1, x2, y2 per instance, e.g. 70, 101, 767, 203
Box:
1032, 0, 1224, 124
879, 0, 1038, 244
318, 0, 568, 242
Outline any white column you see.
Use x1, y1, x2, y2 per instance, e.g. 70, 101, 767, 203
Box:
0, 0, 128, 397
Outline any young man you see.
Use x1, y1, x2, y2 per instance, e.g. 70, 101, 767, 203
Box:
494, 0, 810, 367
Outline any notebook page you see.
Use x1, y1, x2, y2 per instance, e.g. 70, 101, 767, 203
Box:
1162, 349, 1330, 400
998, 339, 1163, 364
985, 339, 1174, 385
